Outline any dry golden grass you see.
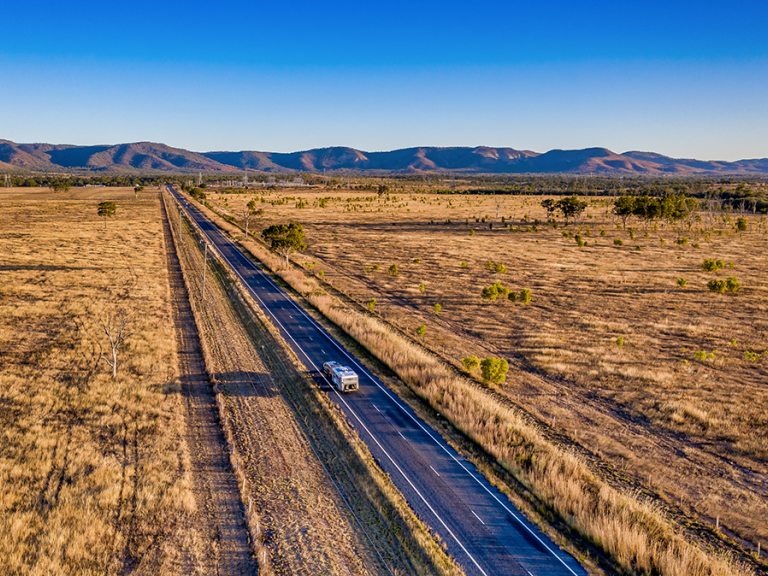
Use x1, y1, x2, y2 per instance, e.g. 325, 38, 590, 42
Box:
195, 187, 767, 575
0, 187, 202, 575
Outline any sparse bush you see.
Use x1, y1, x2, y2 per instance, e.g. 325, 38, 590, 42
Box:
707, 279, 727, 294
461, 261, 467, 268
702, 258, 725, 272
480, 357, 509, 384
470, 229, 476, 235
481, 285, 499, 301
508, 291, 517, 303
494, 263, 507, 273
736, 217, 748, 232
318, 270, 324, 278
635, 245, 642, 251
616, 336, 624, 347
519, 288, 532, 305
677, 278, 687, 288
419, 283, 425, 293
629, 229, 635, 240
744, 350, 762, 362
416, 324, 426, 336
494, 282, 509, 297
434, 303, 442, 315
676, 237, 688, 246
614, 239, 623, 246
368, 298, 376, 312
486, 260, 494, 270
575, 234, 585, 247
461, 356, 480, 371
413, 258, 420, 263
373, 264, 380, 271
388, 263, 398, 276
726, 276, 741, 292
692, 243, 700, 248
600, 229, 606, 236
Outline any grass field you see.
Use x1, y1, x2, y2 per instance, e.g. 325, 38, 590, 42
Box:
202, 187, 767, 573
0, 187, 204, 576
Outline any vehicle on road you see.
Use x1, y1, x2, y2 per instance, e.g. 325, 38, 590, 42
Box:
323, 361, 359, 392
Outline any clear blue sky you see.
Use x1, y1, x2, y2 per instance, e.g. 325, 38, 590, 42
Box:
1, 0, 767, 160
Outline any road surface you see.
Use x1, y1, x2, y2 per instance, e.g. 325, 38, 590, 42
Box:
169, 188, 588, 576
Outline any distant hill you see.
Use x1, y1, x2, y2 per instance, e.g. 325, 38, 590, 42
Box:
1, 139, 766, 175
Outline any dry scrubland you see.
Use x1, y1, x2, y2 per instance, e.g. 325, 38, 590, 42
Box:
0, 188, 205, 575
167, 194, 461, 576
204, 188, 768, 575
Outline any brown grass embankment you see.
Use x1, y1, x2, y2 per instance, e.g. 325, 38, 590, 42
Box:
0, 188, 202, 575
165, 192, 463, 576
188, 189, 757, 576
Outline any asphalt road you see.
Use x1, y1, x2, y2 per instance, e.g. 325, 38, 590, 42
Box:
169, 188, 588, 576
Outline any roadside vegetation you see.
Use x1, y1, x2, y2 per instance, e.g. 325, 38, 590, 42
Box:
187, 182, 767, 576
0, 187, 202, 575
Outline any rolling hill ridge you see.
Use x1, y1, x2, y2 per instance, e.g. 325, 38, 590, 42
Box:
1, 139, 766, 175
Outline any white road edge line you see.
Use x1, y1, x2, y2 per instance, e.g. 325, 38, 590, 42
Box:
174, 191, 573, 576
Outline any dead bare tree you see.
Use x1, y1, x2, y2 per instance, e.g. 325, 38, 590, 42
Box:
99, 309, 132, 379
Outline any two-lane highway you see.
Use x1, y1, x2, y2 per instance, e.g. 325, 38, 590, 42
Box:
169, 188, 587, 576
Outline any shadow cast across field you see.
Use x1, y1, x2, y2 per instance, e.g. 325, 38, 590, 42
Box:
188, 370, 279, 399
0, 264, 101, 272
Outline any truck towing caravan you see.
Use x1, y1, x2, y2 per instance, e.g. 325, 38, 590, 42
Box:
322, 361, 359, 392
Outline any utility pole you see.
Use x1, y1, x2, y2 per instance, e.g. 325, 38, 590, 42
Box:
202, 243, 208, 301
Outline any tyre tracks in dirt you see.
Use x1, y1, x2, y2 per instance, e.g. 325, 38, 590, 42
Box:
161, 196, 257, 576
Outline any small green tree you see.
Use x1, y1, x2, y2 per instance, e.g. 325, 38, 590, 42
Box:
416, 324, 426, 336
520, 288, 532, 305
707, 279, 727, 294
702, 258, 725, 272
242, 199, 264, 239
557, 196, 588, 226
480, 357, 509, 384
368, 298, 376, 312
725, 277, 741, 292
613, 196, 636, 228
97, 201, 116, 230
388, 263, 398, 276
261, 222, 307, 267
461, 356, 480, 372
481, 285, 499, 301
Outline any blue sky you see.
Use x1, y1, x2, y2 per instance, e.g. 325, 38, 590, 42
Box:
1, 0, 767, 160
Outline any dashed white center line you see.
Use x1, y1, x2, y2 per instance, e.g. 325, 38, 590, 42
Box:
321, 350, 326, 355
373, 405, 381, 412
471, 510, 485, 525
308, 336, 313, 341
398, 431, 407, 440
430, 466, 440, 477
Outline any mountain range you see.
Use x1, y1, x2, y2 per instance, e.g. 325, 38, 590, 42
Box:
1, 139, 767, 175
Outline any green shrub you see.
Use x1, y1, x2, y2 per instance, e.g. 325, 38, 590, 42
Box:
677, 278, 687, 288
692, 243, 700, 249
470, 229, 476, 235
368, 298, 376, 312
600, 229, 606, 236
635, 245, 642, 251
520, 288, 532, 306
481, 285, 499, 301
660, 238, 665, 245
707, 279, 727, 294
614, 238, 623, 246
744, 350, 762, 362
416, 324, 426, 336
388, 263, 398, 276
702, 258, 725, 272
419, 283, 425, 293
480, 358, 509, 384
494, 282, 509, 297
725, 276, 741, 292
508, 291, 517, 303
373, 264, 380, 271
413, 258, 420, 263
494, 263, 507, 273
629, 229, 635, 240
575, 234, 585, 247
676, 237, 688, 246
486, 260, 494, 270
461, 261, 467, 268
736, 217, 748, 232
434, 303, 442, 315
461, 356, 480, 371
616, 336, 624, 347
